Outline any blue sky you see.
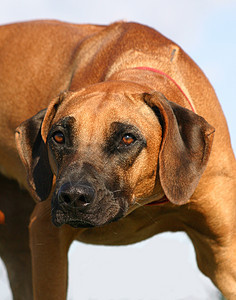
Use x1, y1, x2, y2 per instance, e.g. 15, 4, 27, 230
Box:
0, 1, 235, 299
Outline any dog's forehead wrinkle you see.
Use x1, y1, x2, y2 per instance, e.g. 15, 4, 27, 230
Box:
51, 115, 76, 128
68, 89, 139, 114
58, 91, 155, 139
67, 99, 143, 146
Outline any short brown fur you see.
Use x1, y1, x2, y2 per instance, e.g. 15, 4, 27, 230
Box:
0, 20, 235, 299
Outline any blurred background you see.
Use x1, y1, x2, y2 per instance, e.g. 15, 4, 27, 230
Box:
0, 0, 235, 299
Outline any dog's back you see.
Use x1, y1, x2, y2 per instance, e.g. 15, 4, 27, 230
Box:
0, 20, 235, 299
0, 20, 234, 185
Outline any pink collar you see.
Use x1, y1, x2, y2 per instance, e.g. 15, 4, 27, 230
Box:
135, 66, 195, 113
145, 195, 169, 206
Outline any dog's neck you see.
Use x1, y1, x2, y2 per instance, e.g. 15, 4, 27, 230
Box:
107, 67, 196, 113
134, 66, 196, 112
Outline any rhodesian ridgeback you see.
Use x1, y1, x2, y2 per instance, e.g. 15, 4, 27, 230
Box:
0, 20, 235, 299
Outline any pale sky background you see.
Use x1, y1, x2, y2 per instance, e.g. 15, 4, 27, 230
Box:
0, 0, 235, 299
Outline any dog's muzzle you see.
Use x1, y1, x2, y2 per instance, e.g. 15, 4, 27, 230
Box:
51, 178, 129, 228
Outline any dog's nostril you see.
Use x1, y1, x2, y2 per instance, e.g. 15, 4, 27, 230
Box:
75, 194, 91, 208
77, 195, 87, 204
63, 194, 71, 204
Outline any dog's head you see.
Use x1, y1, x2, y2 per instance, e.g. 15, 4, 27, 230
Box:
15, 81, 214, 227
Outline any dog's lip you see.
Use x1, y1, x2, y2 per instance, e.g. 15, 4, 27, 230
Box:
51, 199, 128, 228
51, 209, 124, 228
51, 209, 67, 227
51, 209, 93, 227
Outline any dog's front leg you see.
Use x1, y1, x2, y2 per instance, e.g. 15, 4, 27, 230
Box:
29, 199, 75, 300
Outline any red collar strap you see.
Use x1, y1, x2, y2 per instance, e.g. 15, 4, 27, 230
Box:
0, 210, 5, 224
135, 66, 195, 206
145, 195, 169, 206
134, 66, 195, 113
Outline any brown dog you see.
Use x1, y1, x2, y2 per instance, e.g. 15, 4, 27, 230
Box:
0, 20, 235, 299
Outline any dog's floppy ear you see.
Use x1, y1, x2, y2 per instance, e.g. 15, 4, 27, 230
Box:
15, 109, 53, 202
15, 92, 68, 202
143, 92, 215, 205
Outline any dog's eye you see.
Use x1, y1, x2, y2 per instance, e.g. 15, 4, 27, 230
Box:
120, 134, 136, 146
53, 131, 65, 144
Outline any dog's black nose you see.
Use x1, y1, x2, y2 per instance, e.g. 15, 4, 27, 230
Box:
58, 182, 95, 210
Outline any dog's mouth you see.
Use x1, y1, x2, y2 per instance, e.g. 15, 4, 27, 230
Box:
52, 209, 96, 228
51, 188, 129, 228
51, 207, 126, 228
